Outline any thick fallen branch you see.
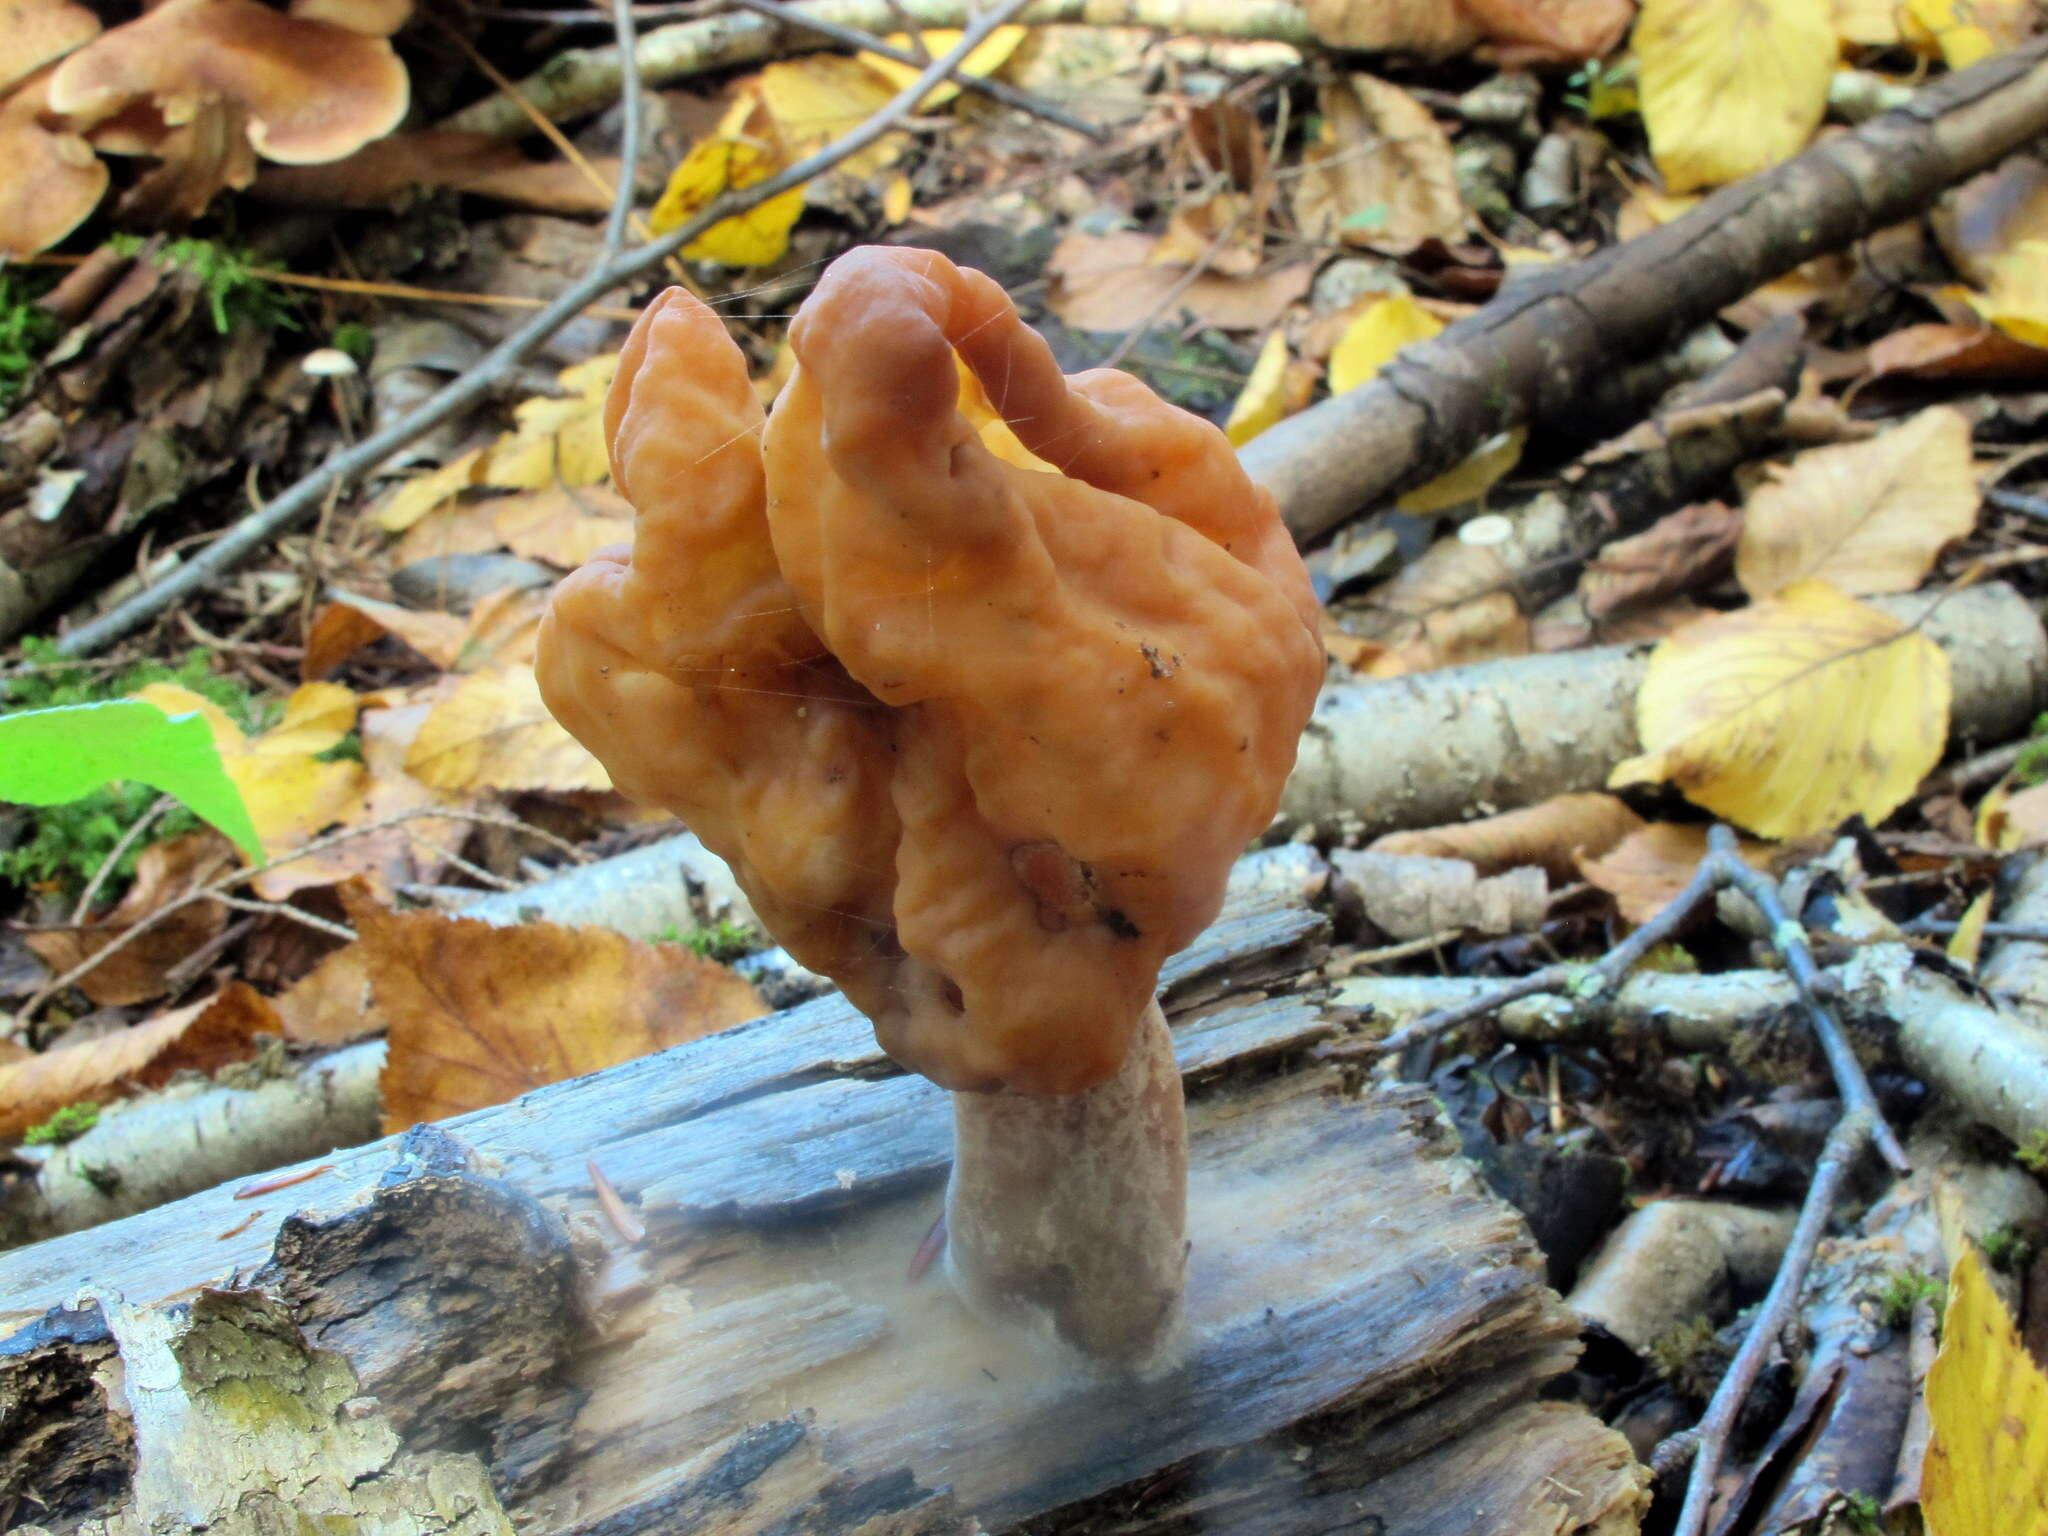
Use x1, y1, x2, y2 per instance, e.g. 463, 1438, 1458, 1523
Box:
1285, 583, 2047, 836
1241, 33, 2048, 542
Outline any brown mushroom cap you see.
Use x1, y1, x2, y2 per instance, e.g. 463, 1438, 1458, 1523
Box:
0, 0, 100, 97
0, 66, 109, 256
539, 249, 1323, 1095
47, 0, 408, 165
288, 0, 413, 38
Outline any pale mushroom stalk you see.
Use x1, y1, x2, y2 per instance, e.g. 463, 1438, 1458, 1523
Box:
946, 1000, 1186, 1370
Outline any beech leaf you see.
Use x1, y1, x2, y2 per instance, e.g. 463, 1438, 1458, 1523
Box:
351, 895, 766, 1131
1609, 580, 1951, 839
1634, 0, 1833, 193
1923, 1245, 2048, 1536
1735, 406, 1979, 599
405, 663, 611, 793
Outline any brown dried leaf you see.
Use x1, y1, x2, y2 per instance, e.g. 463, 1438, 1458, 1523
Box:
1935, 158, 2048, 290
491, 485, 634, 569
24, 832, 233, 1006
312, 591, 469, 671
350, 894, 765, 1131
1292, 74, 1466, 252
1581, 501, 1743, 619
1370, 793, 1647, 881
0, 982, 279, 1141
301, 599, 391, 682
1735, 406, 1979, 599
1533, 594, 1707, 652
1865, 323, 2048, 383
1577, 822, 1776, 925
405, 663, 610, 793
1044, 230, 1311, 333
273, 939, 379, 1045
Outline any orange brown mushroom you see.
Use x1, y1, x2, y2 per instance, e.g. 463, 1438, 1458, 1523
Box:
537, 247, 1323, 1369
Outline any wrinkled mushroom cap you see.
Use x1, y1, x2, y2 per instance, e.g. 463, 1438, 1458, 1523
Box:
539, 248, 1323, 1095
48, 0, 408, 165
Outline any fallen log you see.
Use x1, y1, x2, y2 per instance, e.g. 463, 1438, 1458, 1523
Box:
0, 882, 1649, 1535
1285, 582, 2048, 836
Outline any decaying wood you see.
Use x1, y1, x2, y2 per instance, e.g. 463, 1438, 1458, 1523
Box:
1242, 34, 2048, 541
0, 878, 1649, 1535
1285, 582, 2048, 836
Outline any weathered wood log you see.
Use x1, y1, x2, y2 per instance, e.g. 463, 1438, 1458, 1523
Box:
0, 886, 1649, 1535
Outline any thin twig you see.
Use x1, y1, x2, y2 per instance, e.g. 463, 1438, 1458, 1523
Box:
215, 894, 359, 942
70, 796, 172, 925
726, 0, 1104, 139
55, 2, 1032, 658
605, 0, 648, 259
1708, 827, 1908, 1173
1670, 1112, 1874, 1536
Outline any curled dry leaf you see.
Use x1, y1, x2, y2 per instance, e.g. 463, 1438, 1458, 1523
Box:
24, 831, 233, 1006
1388, 592, 1532, 673
405, 663, 611, 794
1735, 406, 1979, 600
1370, 792, 1647, 882
1934, 157, 2048, 291
1292, 74, 1467, 253
302, 591, 464, 676
0, 981, 279, 1140
1461, 0, 1635, 65
1044, 230, 1311, 333
1610, 579, 1952, 839
1576, 822, 1777, 924
1633, 0, 1833, 193
1534, 593, 1709, 652
1921, 1246, 2048, 1536
348, 894, 765, 1131
1581, 501, 1743, 620
1973, 774, 2048, 852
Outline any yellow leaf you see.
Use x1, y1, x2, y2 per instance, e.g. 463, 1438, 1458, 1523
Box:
1609, 579, 1951, 838
953, 353, 1057, 473
1976, 775, 2048, 851
1904, 0, 2033, 66
882, 171, 913, 224
373, 447, 484, 534
750, 53, 903, 177
1948, 886, 1994, 967
649, 135, 806, 267
1965, 239, 2048, 349
1735, 406, 1980, 599
857, 26, 1029, 108
1635, 0, 1834, 193
1328, 292, 1442, 396
480, 351, 619, 490
1923, 1245, 2048, 1536
1398, 427, 1527, 513
405, 664, 611, 793
131, 682, 368, 875
1225, 329, 1293, 447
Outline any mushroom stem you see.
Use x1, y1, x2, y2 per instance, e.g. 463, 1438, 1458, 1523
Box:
945, 998, 1187, 1372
